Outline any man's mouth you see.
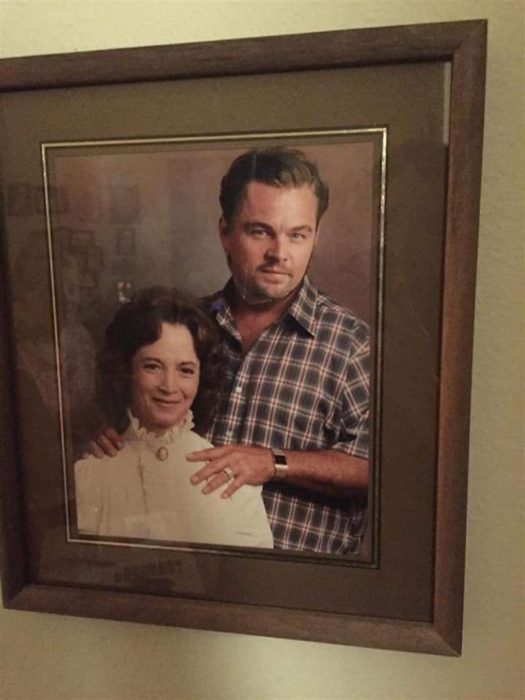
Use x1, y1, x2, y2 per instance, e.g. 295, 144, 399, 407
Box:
259, 267, 291, 276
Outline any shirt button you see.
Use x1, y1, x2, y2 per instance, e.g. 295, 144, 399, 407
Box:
235, 386, 242, 393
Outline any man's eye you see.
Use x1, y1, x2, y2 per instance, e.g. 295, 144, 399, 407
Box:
250, 228, 268, 237
290, 231, 306, 240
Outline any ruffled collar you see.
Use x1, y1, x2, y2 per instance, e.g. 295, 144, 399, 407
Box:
123, 409, 194, 448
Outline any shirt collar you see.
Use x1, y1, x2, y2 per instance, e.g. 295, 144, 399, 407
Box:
124, 409, 194, 448
211, 276, 318, 338
285, 276, 318, 337
209, 280, 240, 341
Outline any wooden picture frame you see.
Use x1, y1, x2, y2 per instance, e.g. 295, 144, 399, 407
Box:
0, 20, 486, 655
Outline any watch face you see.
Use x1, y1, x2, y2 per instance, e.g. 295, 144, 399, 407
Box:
275, 455, 287, 465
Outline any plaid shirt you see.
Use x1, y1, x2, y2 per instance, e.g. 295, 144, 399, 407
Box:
204, 276, 370, 555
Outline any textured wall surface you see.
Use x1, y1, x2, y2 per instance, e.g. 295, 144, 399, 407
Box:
0, 1, 524, 699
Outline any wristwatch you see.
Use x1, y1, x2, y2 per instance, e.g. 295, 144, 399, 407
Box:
272, 450, 289, 480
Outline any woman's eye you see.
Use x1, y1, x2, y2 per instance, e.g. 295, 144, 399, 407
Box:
143, 362, 160, 372
181, 367, 195, 376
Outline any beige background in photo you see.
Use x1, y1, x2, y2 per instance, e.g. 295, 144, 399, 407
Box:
50, 139, 375, 323
0, 2, 523, 700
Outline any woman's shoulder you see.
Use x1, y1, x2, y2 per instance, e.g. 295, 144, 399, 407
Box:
183, 429, 214, 452
74, 444, 133, 481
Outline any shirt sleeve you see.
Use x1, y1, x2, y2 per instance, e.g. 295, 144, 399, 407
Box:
331, 322, 370, 460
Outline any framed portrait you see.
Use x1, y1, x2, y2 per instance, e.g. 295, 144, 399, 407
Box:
42, 131, 383, 557
0, 20, 486, 654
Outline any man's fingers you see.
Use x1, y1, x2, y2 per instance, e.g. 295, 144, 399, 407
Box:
97, 433, 120, 457
103, 427, 124, 450
200, 469, 232, 494
204, 471, 245, 498
84, 441, 105, 459
85, 428, 124, 458
220, 476, 245, 499
190, 455, 236, 484
186, 445, 231, 462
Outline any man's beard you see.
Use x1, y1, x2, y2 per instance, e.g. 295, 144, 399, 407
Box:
233, 269, 296, 306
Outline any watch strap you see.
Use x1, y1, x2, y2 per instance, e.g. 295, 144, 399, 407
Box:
272, 450, 288, 480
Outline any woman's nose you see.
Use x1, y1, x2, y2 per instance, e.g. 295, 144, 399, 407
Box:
160, 370, 180, 394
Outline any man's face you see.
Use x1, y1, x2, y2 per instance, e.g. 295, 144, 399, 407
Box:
220, 182, 319, 304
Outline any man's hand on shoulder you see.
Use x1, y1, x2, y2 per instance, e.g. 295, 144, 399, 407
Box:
187, 444, 275, 499
83, 427, 124, 459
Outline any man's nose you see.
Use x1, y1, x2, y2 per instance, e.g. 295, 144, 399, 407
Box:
265, 235, 288, 261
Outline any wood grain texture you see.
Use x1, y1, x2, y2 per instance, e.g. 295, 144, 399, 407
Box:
0, 21, 482, 90
434, 20, 487, 652
9, 584, 458, 655
0, 223, 29, 602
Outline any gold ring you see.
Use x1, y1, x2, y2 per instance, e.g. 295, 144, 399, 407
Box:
222, 467, 234, 480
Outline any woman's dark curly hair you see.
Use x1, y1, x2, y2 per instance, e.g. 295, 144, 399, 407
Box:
97, 286, 225, 435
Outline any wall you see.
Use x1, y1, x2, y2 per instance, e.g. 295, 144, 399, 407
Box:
0, 1, 523, 698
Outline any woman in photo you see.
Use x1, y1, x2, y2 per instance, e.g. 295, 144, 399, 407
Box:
74, 286, 273, 549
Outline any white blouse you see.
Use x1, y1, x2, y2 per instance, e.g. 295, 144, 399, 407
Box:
74, 413, 273, 549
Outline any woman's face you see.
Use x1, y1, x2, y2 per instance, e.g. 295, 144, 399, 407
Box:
130, 322, 200, 434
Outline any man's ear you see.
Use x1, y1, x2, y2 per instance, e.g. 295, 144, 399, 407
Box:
219, 216, 230, 252
313, 224, 321, 247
